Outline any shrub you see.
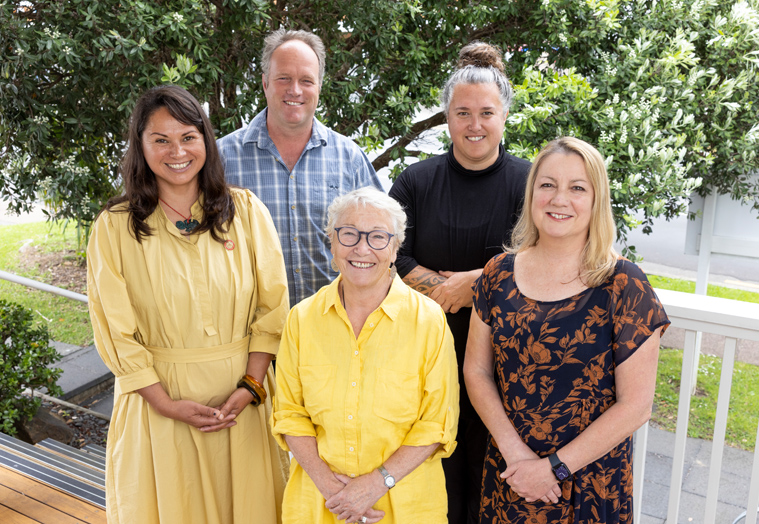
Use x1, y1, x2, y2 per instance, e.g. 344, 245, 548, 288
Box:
0, 299, 63, 436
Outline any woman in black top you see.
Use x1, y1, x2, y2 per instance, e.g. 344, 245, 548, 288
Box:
388, 41, 530, 524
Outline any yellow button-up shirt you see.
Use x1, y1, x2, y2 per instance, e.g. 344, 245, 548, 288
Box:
272, 275, 459, 523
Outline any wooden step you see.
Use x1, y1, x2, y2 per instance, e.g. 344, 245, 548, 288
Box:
81, 444, 106, 459
0, 449, 105, 510
0, 433, 104, 488
36, 439, 105, 472
0, 465, 105, 522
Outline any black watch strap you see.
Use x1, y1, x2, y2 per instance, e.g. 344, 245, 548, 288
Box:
548, 453, 571, 481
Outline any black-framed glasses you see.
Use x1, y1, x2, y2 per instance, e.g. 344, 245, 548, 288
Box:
334, 227, 394, 250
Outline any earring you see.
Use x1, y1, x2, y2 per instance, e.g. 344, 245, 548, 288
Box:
388, 262, 397, 280
331, 258, 339, 273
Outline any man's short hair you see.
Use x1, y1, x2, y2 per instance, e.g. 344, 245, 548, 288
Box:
261, 29, 327, 86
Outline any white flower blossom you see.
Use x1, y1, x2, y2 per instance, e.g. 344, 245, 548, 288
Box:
172, 12, 184, 23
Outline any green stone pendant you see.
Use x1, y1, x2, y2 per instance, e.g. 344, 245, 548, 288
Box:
176, 219, 199, 232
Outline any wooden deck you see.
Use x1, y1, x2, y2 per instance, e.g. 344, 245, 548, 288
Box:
0, 466, 105, 523
0, 433, 106, 523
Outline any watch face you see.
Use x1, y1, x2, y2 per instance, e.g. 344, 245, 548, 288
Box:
384, 476, 396, 488
554, 463, 571, 481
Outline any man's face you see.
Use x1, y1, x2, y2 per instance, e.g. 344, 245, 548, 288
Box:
263, 40, 320, 135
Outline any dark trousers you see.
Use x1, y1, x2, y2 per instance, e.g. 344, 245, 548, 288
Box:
443, 414, 490, 524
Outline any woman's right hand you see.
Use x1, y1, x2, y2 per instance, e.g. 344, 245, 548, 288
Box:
500, 442, 561, 504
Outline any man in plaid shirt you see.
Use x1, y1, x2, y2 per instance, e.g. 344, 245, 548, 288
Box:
219, 28, 383, 306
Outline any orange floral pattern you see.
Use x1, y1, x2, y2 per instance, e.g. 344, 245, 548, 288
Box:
473, 253, 669, 524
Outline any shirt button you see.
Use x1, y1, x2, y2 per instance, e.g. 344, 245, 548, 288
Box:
369, 323, 374, 327
295, 268, 300, 273
352, 382, 357, 387
291, 205, 295, 210
293, 237, 298, 241
290, 175, 294, 179
354, 351, 359, 356
350, 474, 356, 478
349, 447, 354, 452
348, 415, 353, 420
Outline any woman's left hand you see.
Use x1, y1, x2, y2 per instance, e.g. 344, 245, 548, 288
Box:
200, 388, 255, 432
502, 457, 561, 504
324, 472, 386, 523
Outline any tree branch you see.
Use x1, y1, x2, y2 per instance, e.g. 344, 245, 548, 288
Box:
371, 110, 446, 170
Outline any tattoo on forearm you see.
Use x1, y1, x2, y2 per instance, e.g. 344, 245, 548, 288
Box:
404, 270, 446, 296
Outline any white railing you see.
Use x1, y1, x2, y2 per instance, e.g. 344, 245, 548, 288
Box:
0, 269, 88, 303
634, 289, 759, 524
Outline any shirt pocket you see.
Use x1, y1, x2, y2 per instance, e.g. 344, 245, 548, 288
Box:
300, 364, 337, 423
373, 368, 420, 423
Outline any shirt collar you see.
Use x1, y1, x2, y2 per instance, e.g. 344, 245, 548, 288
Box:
244, 108, 329, 149
322, 274, 406, 322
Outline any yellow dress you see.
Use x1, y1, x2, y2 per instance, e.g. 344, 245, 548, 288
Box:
271, 276, 460, 523
87, 188, 290, 524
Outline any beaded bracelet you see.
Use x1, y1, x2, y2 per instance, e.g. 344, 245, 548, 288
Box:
237, 374, 267, 406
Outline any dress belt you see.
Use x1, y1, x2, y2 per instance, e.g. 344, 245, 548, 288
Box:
146, 336, 250, 364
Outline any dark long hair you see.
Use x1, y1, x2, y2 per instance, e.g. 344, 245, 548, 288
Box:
105, 85, 234, 243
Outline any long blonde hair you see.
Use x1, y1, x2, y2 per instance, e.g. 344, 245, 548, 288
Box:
509, 137, 618, 287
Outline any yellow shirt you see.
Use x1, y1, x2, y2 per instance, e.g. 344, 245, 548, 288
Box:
272, 275, 459, 523
87, 188, 289, 524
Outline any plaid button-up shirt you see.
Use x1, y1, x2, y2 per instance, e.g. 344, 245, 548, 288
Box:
218, 109, 383, 306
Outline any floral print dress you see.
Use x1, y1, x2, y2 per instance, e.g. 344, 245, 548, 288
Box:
473, 253, 670, 524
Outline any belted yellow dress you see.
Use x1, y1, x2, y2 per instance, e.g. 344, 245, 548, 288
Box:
87, 188, 289, 524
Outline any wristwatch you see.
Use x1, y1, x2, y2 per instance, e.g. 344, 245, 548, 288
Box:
548, 453, 571, 481
377, 464, 396, 489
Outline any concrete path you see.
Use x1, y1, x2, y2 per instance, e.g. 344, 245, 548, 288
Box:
641, 425, 757, 523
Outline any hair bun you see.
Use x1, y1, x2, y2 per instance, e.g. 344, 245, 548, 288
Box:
457, 42, 505, 73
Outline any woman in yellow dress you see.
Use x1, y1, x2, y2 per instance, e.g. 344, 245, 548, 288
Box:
272, 187, 460, 523
87, 85, 289, 523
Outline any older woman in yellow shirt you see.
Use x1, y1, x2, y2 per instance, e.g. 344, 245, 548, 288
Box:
272, 187, 459, 524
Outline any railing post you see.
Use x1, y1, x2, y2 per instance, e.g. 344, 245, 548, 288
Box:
667, 328, 698, 523
703, 337, 737, 522
633, 422, 649, 522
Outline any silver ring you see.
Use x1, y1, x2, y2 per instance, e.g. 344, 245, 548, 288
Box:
361, 518, 367, 523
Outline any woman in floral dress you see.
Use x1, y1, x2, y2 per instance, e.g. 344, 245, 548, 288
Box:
464, 137, 669, 523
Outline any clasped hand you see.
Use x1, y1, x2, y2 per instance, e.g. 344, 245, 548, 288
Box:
162, 388, 254, 433
323, 472, 385, 524
502, 457, 562, 504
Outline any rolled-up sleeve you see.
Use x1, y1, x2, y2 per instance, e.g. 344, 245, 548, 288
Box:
87, 212, 160, 393
270, 309, 317, 450
401, 312, 459, 459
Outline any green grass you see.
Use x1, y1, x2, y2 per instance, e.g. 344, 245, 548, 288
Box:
649, 274, 759, 451
0, 221, 92, 346
648, 274, 759, 303
652, 347, 759, 451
